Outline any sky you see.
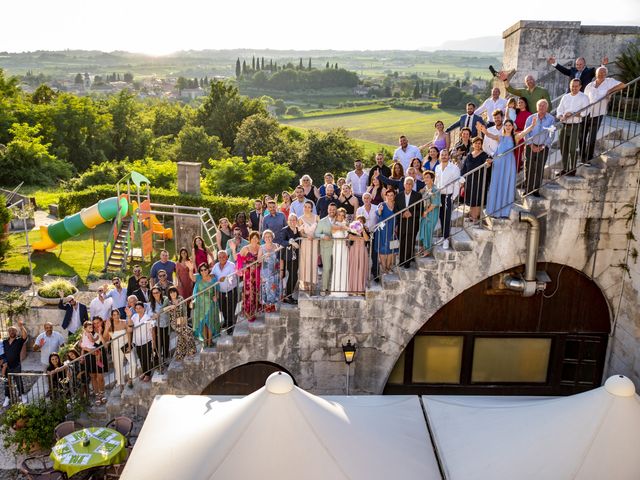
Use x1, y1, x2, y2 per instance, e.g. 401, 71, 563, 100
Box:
2, 0, 639, 54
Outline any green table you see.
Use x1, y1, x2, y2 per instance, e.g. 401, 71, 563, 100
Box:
50, 427, 127, 477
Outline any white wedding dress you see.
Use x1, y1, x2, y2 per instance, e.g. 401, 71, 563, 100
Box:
331, 222, 349, 296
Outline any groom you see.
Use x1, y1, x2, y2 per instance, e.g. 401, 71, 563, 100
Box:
315, 203, 337, 296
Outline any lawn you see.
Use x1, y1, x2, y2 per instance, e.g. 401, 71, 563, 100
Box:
282, 107, 460, 146
14, 185, 64, 209
0, 223, 110, 285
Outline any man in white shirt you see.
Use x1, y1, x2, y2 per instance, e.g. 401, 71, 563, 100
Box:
475, 88, 508, 126
89, 287, 113, 321
211, 250, 239, 334
128, 301, 155, 382
483, 110, 504, 157
556, 78, 590, 175
393, 135, 422, 171
434, 149, 461, 250
345, 160, 369, 204
105, 277, 128, 317
33, 323, 65, 369
356, 192, 378, 231
290, 186, 316, 218
583, 66, 626, 163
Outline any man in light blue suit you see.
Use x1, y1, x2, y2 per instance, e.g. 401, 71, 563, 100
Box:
314, 203, 337, 295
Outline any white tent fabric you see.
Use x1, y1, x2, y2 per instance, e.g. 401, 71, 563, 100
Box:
424, 375, 640, 480
121, 372, 440, 480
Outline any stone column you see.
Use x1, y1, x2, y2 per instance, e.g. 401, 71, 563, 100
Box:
177, 162, 202, 195
502, 20, 581, 86
175, 162, 203, 253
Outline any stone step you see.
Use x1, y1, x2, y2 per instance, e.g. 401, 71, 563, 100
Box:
381, 273, 400, 289
248, 318, 266, 333
416, 256, 438, 270
450, 230, 474, 251
433, 245, 457, 262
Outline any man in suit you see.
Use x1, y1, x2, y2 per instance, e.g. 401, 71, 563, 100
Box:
314, 203, 337, 295
133, 276, 151, 305
547, 56, 609, 91
445, 102, 485, 138
57, 293, 89, 336
395, 177, 423, 269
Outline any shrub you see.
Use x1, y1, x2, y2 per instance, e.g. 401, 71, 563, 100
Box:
56, 185, 253, 223
37, 279, 76, 298
1, 398, 69, 453
285, 106, 303, 117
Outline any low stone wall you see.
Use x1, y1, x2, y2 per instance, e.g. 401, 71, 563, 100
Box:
0, 272, 31, 288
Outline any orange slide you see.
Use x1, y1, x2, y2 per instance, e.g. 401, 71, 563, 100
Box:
143, 214, 173, 240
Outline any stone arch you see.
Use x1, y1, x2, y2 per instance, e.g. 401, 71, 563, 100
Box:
201, 361, 296, 395
382, 262, 611, 396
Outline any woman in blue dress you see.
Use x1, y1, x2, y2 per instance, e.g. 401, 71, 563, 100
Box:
375, 189, 398, 275
480, 119, 536, 218
260, 229, 281, 312
189, 262, 219, 348
419, 170, 441, 256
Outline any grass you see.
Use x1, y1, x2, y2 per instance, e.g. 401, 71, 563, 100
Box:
0, 223, 110, 286
14, 185, 64, 209
282, 107, 460, 146
282, 104, 389, 120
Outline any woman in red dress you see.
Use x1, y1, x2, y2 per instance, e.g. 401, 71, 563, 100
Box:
514, 97, 532, 172
191, 236, 212, 272
175, 248, 194, 299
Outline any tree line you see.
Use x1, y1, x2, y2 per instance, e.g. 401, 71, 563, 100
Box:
0, 69, 364, 197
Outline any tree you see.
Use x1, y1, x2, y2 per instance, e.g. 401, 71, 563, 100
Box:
252, 56, 256, 71
108, 89, 148, 160
299, 58, 304, 70
261, 57, 265, 70
0, 123, 72, 185
242, 60, 247, 75
412, 81, 421, 99
234, 114, 283, 157
235, 58, 241, 79
152, 101, 188, 137
74, 73, 83, 84
292, 128, 363, 182
274, 99, 286, 116
326, 61, 330, 69
269, 59, 273, 72
172, 124, 228, 164
285, 105, 303, 117
206, 155, 295, 197
31, 84, 56, 105
123, 72, 134, 83
308, 58, 312, 70
195, 81, 267, 150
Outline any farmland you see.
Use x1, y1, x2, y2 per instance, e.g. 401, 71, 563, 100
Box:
282, 107, 460, 147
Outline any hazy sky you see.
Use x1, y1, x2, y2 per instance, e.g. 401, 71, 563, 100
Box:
3, 0, 639, 54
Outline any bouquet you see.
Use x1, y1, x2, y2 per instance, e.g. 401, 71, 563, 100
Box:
348, 220, 364, 236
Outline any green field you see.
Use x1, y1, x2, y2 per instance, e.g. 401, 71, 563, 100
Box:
282, 107, 460, 146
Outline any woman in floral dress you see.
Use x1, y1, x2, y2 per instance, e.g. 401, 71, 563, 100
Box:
167, 286, 195, 360
260, 230, 281, 312
237, 231, 262, 322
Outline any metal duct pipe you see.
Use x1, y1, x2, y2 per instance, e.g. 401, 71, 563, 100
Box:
519, 211, 540, 282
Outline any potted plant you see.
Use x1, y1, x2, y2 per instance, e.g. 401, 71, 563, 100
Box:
36, 279, 78, 305
0, 398, 68, 454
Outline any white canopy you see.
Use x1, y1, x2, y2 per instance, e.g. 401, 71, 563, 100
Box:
121, 372, 441, 480
123, 373, 640, 480
424, 375, 640, 480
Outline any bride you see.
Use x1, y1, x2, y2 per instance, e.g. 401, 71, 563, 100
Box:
331, 208, 349, 296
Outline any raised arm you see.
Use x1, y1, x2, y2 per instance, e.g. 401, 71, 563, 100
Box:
515, 116, 537, 142
477, 122, 499, 140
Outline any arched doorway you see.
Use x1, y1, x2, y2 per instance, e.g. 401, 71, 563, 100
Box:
384, 263, 611, 396
201, 362, 295, 395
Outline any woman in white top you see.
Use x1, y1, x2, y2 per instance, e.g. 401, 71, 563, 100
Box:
434, 149, 461, 250
330, 208, 349, 296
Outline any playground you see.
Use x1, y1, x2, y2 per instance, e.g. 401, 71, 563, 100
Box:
1, 171, 218, 285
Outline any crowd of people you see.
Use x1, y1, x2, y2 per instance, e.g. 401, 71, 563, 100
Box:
1, 56, 629, 407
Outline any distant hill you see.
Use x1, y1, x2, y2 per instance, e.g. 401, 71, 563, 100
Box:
426, 36, 503, 53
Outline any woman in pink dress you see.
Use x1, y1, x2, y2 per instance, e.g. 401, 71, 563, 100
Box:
347, 215, 370, 295
175, 248, 194, 299
236, 231, 262, 322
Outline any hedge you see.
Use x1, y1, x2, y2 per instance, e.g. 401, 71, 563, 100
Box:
56, 185, 254, 221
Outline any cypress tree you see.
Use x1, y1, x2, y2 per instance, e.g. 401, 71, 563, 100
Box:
252, 56, 255, 71
235, 58, 241, 79
308, 58, 312, 70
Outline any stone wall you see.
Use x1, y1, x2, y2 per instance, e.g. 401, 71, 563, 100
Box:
502, 20, 640, 86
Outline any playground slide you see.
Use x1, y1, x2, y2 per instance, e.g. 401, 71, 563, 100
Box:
32, 196, 129, 251
143, 214, 173, 240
